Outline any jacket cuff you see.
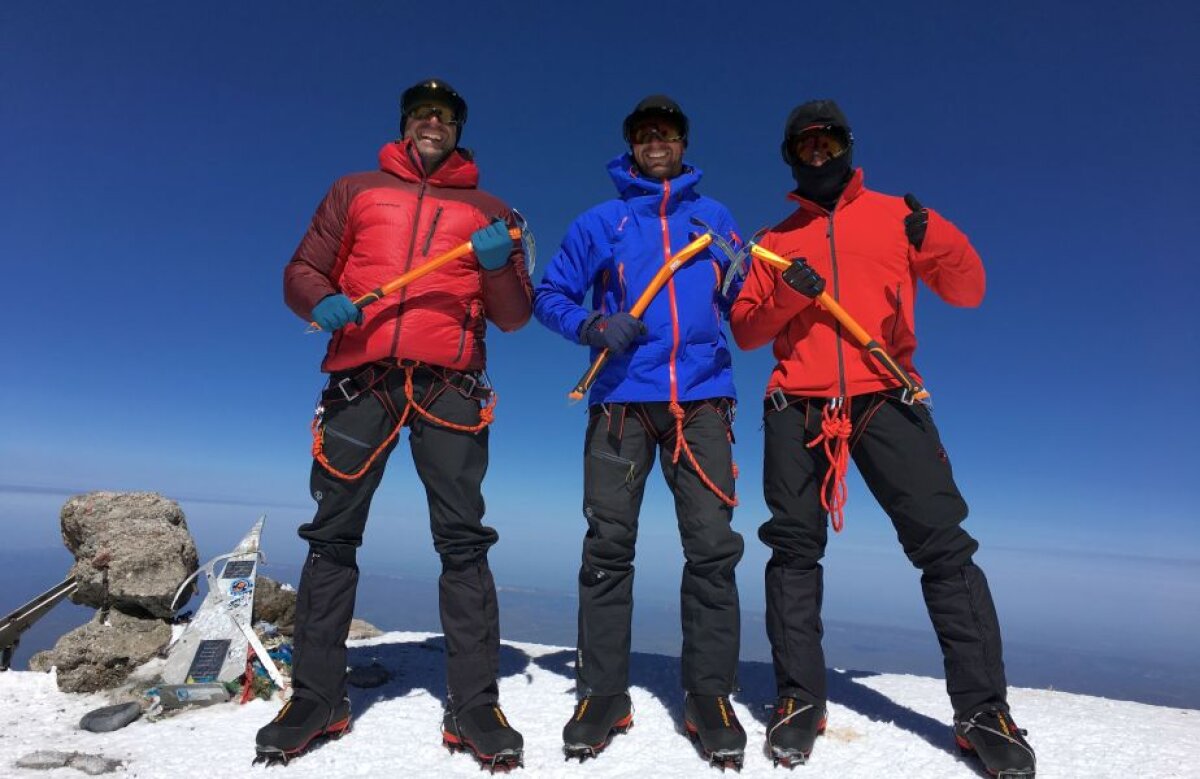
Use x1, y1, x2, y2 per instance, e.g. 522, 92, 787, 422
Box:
575, 311, 603, 343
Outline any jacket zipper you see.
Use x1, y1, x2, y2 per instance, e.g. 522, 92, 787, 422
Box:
389, 175, 428, 358
827, 212, 847, 398
661, 181, 681, 401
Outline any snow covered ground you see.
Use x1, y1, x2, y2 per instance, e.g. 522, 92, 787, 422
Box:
2, 630, 1196, 778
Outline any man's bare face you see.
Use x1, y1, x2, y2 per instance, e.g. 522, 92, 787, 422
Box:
404, 101, 460, 171
630, 119, 685, 180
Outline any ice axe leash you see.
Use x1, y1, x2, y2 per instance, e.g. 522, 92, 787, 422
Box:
305, 226, 524, 333
568, 233, 714, 401
748, 243, 930, 403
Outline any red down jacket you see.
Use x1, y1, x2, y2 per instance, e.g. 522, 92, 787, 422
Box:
284, 139, 532, 373
730, 169, 985, 398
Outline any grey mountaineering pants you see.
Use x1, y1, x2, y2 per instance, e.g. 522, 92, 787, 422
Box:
576, 399, 744, 698
290, 362, 501, 716
759, 390, 1008, 718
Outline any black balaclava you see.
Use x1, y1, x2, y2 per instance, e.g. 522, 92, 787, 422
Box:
781, 99, 854, 211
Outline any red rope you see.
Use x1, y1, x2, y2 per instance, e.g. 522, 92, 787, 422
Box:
806, 400, 852, 532
669, 401, 738, 507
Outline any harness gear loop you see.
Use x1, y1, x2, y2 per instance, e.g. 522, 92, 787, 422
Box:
806, 398, 852, 532
668, 401, 738, 508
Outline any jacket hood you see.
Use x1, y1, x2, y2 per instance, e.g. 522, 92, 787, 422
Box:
607, 152, 702, 207
378, 139, 479, 188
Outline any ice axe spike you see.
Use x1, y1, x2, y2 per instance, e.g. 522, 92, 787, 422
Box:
568, 233, 715, 401
306, 227, 523, 333
747, 242, 930, 403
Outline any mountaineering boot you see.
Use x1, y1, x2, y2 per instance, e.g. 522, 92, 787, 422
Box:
765, 697, 827, 767
254, 695, 351, 765
954, 705, 1036, 778
684, 694, 747, 770
442, 703, 524, 772
562, 692, 634, 761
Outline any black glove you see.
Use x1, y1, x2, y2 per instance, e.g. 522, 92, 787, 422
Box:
581, 312, 647, 354
781, 259, 826, 298
904, 193, 928, 250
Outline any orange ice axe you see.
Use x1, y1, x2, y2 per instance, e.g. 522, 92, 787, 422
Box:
306, 227, 522, 333
749, 243, 930, 403
568, 233, 714, 401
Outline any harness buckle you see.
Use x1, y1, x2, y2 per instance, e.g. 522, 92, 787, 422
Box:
898, 387, 916, 405
459, 372, 478, 398
336, 377, 360, 402
768, 388, 789, 412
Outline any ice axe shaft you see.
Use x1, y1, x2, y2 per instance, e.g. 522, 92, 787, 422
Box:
306, 227, 522, 333
748, 244, 930, 402
568, 233, 714, 401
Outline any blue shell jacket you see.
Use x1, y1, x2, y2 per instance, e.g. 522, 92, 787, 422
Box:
534, 153, 744, 406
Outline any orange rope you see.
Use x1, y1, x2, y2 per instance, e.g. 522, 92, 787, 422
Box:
669, 401, 738, 507
806, 400, 852, 532
402, 365, 495, 434
311, 399, 409, 482
310, 364, 495, 482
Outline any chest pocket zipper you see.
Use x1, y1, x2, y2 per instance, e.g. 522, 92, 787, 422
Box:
420, 206, 444, 256
889, 283, 902, 345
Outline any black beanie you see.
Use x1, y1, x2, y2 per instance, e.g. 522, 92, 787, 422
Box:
781, 99, 854, 209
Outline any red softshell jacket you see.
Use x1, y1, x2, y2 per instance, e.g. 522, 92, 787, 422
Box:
730, 170, 984, 398
284, 140, 532, 373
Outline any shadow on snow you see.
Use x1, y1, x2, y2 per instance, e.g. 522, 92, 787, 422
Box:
344, 634, 964, 764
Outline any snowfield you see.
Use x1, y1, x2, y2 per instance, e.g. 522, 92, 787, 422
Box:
2, 630, 1196, 778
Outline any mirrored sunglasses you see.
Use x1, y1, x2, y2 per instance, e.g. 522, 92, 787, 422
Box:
407, 103, 459, 125
791, 127, 849, 165
631, 125, 685, 145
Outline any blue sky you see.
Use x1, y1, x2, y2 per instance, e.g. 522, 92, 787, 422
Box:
2, 1, 1198, 651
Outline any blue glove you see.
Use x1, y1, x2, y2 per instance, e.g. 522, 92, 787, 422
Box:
471, 220, 513, 271
581, 313, 647, 354
782, 259, 826, 298
311, 294, 362, 332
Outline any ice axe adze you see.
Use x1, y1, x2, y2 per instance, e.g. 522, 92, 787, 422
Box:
306, 227, 523, 333
568, 232, 715, 401
748, 242, 930, 403
688, 217, 751, 297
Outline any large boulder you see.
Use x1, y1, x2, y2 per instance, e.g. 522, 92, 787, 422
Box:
61, 492, 198, 618
29, 608, 171, 693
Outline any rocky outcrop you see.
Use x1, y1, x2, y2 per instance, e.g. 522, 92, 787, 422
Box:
29, 608, 171, 693
60, 492, 198, 619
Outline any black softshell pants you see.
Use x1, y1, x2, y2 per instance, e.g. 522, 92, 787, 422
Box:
759, 392, 1007, 718
290, 364, 501, 716
576, 400, 744, 697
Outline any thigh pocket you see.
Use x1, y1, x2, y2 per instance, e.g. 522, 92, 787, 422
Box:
584, 448, 639, 516
315, 398, 399, 478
